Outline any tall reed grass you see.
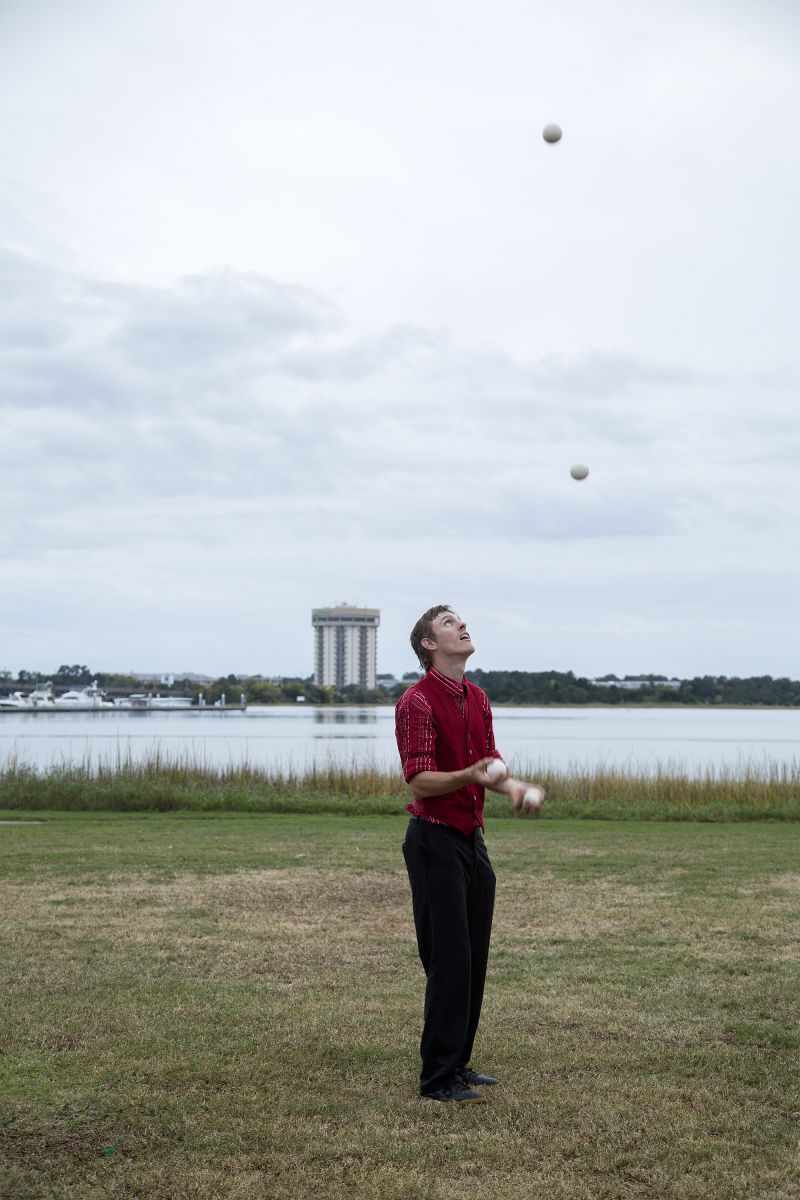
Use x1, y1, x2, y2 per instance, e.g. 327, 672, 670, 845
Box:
1, 750, 799, 820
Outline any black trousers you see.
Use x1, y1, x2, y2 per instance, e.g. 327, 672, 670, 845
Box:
402, 816, 496, 1094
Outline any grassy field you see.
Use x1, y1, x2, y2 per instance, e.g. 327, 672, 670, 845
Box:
1, 812, 798, 1199
2, 757, 800, 820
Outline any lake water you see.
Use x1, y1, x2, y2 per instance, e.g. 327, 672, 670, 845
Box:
0, 705, 799, 777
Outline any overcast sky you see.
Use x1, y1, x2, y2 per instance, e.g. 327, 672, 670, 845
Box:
1, 0, 799, 681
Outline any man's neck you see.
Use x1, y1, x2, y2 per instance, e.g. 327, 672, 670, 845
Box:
430, 657, 467, 684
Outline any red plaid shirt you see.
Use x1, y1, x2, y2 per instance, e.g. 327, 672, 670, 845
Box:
395, 668, 504, 833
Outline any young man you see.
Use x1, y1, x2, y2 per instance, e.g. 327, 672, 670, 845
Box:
395, 604, 545, 1104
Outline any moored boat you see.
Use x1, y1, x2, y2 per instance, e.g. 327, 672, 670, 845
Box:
54, 682, 114, 709
0, 681, 114, 711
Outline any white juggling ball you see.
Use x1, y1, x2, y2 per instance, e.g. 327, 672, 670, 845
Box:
542, 123, 562, 143
522, 786, 545, 812
485, 759, 508, 783
570, 463, 589, 480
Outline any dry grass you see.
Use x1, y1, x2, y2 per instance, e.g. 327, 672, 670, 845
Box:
1, 813, 799, 1199
1, 754, 800, 820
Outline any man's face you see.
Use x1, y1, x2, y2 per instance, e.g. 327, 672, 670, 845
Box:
423, 610, 475, 661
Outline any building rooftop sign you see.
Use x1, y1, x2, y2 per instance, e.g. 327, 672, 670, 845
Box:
312, 606, 380, 622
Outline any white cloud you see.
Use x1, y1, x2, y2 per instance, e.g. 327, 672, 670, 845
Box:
0, 247, 797, 677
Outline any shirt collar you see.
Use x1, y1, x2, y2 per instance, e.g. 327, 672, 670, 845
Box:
428, 667, 467, 699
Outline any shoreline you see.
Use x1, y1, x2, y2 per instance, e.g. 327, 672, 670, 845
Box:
4, 700, 800, 713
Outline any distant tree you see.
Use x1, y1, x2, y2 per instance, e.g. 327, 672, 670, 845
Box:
298, 681, 335, 704
684, 676, 720, 703
95, 672, 139, 690
280, 678, 310, 702
55, 665, 92, 682
163, 668, 800, 709
245, 680, 284, 704
339, 684, 384, 704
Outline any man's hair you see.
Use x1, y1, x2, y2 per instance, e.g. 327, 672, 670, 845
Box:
410, 604, 453, 672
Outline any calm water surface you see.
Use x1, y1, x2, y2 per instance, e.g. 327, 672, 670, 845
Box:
1, 705, 799, 776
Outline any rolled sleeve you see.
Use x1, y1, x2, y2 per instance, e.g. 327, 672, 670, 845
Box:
395, 689, 437, 781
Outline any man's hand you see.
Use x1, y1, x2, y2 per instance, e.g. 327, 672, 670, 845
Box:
505, 777, 546, 817
472, 761, 545, 814
471, 758, 507, 790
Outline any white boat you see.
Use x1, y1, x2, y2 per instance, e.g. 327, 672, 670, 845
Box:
0, 684, 200, 713
26, 683, 57, 708
54, 682, 114, 709
0, 681, 115, 712
0, 685, 55, 710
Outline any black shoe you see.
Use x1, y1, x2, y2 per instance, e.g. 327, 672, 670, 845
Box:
421, 1081, 486, 1104
458, 1066, 500, 1087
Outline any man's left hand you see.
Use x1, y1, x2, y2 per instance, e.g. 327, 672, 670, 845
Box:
506, 778, 545, 817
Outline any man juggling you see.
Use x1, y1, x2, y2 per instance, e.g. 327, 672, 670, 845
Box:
396, 605, 545, 1104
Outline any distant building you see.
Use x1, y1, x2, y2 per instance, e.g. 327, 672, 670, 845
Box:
132, 672, 176, 687
591, 677, 682, 691
132, 672, 215, 686
312, 605, 380, 690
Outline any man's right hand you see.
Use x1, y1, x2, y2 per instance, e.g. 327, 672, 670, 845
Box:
470, 758, 506, 789
470, 761, 546, 814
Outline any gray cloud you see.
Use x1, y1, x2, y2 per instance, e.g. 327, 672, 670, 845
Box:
0, 252, 791, 548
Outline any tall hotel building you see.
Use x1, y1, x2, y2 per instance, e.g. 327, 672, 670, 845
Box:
312, 605, 380, 690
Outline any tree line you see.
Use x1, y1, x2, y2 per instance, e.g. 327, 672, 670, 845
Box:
3, 665, 800, 706
465, 670, 800, 707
